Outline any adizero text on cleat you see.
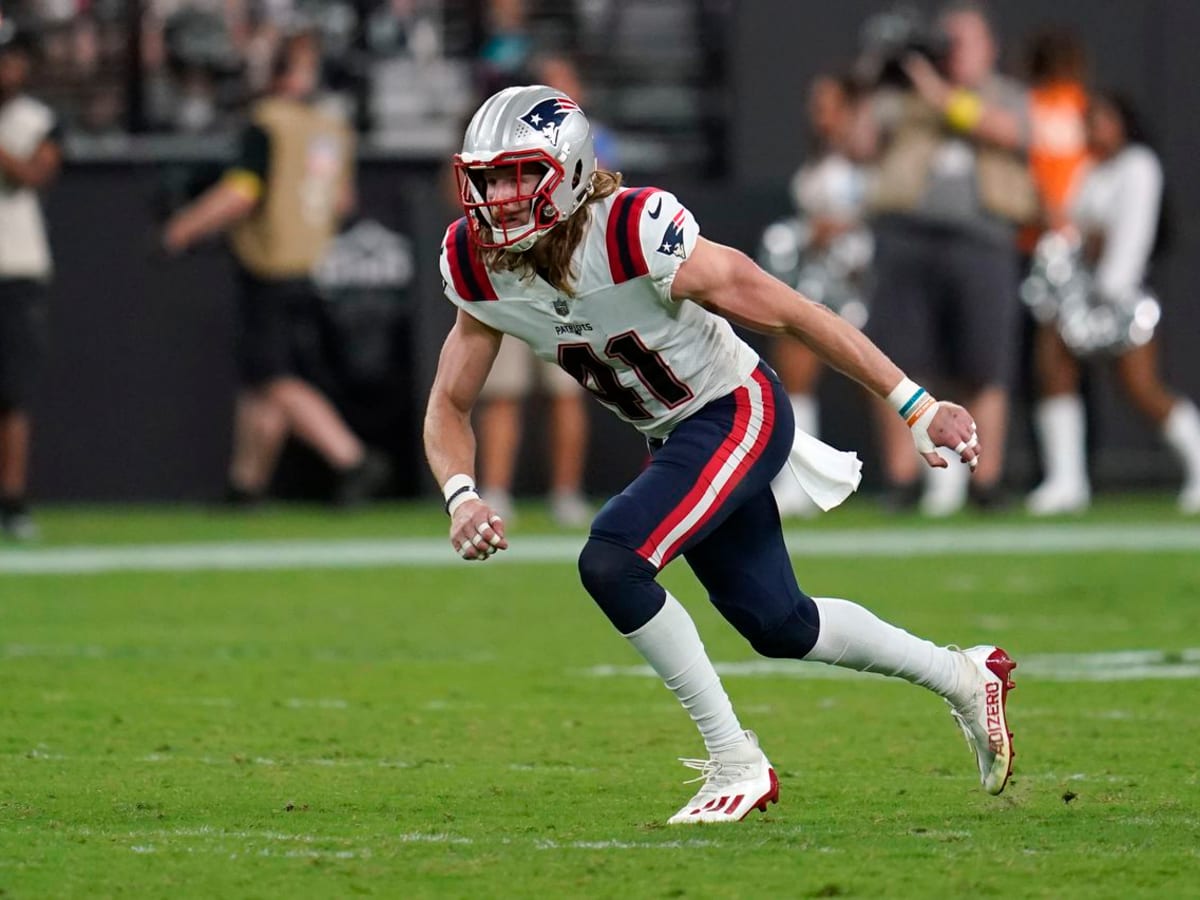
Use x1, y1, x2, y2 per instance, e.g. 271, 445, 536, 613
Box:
949, 645, 1017, 795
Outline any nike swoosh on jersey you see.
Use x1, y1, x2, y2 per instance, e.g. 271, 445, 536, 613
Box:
647, 197, 663, 219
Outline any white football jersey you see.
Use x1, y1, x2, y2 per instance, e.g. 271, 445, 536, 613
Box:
0, 94, 57, 278
440, 187, 759, 439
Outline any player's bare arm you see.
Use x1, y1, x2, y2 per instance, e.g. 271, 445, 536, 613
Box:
424, 309, 510, 560
162, 181, 260, 254
336, 178, 357, 221
674, 236, 979, 469
0, 139, 61, 189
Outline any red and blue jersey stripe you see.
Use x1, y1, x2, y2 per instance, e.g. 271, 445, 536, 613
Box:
606, 187, 660, 284
444, 217, 498, 302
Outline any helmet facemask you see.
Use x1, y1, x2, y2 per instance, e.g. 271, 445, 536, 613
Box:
455, 150, 566, 252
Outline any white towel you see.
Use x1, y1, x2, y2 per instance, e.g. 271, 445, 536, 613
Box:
785, 428, 863, 511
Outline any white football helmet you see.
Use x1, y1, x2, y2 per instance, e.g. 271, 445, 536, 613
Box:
454, 84, 597, 251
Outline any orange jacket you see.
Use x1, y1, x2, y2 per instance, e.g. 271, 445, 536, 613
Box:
1021, 81, 1090, 250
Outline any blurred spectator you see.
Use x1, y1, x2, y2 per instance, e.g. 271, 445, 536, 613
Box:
0, 23, 63, 539
6, 0, 717, 174
162, 29, 390, 506
1017, 25, 1090, 514
362, 0, 433, 59
472, 52, 609, 528
17, 5, 129, 134
764, 73, 872, 518
1026, 91, 1200, 515
139, 0, 376, 134
1022, 26, 1089, 238
476, 0, 530, 96
143, 3, 247, 133
531, 51, 617, 169
859, 1, 1037, 514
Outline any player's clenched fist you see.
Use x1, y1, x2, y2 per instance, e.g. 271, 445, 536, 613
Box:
888, 378, 981, 471
450, 500, 508, 561
925, 401, 981, 470
441, 475, 508, 560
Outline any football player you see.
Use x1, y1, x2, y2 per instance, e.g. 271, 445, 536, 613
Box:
424, 85, 1016, 823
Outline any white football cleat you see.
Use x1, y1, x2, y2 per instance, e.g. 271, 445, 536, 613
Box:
1179, 479, 1200, 515
1026, 479, 1090, 516
919, 457, 969, 518
948, 645, 1017, 795
666, 731, 779, 824
550, 490, 592, 528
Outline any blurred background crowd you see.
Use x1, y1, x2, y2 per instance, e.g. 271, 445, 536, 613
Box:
1, 0, 1197, 539
0, 0, 724, 166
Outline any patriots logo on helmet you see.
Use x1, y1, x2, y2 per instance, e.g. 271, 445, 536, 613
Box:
519, 96, 580, 144
657, 209, 689, 259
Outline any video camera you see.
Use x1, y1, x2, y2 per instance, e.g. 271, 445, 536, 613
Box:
853, 4, 949, 89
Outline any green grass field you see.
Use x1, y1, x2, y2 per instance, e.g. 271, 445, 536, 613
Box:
2, 499, 1199, 898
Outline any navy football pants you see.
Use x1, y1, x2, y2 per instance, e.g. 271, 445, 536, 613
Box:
578, 362, 821, 658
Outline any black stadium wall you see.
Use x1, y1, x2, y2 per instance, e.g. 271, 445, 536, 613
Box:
33, 161, 440, 502
31, 164, 786, 503
28, 1, 1200, 503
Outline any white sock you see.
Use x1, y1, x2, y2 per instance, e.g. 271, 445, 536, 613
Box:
1162, 400, 1200, 483
790, 394, 818, 437
804, 597, 969, 704
1035, 395, 1089, 489
624, 592, 749, 758
921, 452, 969, 517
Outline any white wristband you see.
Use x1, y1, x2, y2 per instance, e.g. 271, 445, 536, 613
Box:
442, 474, 478, 516
447, 489, 480, 517
887, 377, 936, 426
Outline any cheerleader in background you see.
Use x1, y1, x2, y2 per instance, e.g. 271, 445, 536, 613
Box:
1027, 91, 1200, 515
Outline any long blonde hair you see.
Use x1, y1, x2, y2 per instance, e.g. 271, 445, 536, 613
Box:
480, 169, 623, 297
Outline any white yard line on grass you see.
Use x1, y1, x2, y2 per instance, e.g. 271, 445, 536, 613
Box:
65, 826, 719, 855
80, 826, 372, 860
6, 639, 1199, 683
2, 522, 1199, 575
150, 830, 715, 855
586, 647, 1200, 683
8, 749, 432, 769
534, 838, 719, 850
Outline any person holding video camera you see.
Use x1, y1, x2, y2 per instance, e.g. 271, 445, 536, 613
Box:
859, 2, 1036, 514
